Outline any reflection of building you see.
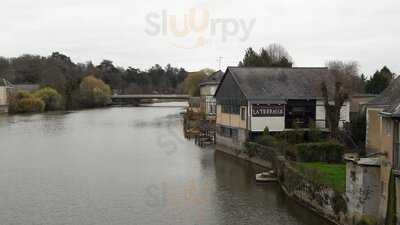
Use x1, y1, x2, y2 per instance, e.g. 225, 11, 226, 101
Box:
214, 67, 350, 149
199, 70, 223, 118
364, 76, 400, 223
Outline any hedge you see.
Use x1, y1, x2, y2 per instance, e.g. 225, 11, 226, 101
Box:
295, 142, 344, 163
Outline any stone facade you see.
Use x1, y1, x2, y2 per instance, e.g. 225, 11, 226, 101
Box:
345, 155, 381, 224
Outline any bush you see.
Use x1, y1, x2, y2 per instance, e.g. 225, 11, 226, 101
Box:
275, 130, 305, 144
78, 76, 111, 108
15, 97, 45, 113
33, 87, 63, 111
255, 135, 278, 147
243, 142, 258, 158
307, 120, 324, 142
295, 142, 344, 163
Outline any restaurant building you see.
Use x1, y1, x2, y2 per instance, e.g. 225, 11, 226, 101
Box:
214, 67, 350, 149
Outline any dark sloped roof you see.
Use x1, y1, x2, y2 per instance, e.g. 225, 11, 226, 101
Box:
199, 70, 224, 86
224, 67, 335, 101
368, 76, 400, 108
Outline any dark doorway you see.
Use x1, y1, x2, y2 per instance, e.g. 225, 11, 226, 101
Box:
285, 100, 316, 129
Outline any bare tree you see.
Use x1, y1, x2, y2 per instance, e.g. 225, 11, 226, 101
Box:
322, 60, 359, 139
265, 43, 293, 66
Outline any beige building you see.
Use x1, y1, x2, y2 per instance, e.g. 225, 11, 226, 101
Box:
0, 79, 11, 113
214, 67, 350, 150
199, 70, 223, 118
350, 94, 377, 114
365, 76, 400, 223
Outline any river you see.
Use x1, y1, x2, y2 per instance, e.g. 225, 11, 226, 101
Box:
0, 102, 331, 225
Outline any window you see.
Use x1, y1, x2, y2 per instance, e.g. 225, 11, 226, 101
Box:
241, 108, 246, 121
383, 118, 392, 136
219, 99, 241, 115
218, 126, 239, 141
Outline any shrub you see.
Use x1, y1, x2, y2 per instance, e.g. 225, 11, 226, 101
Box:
275, 130, 305, 144
78, 76, 111, 108
255, 135, 278, 147
295, 142, 344, 163
262, 126, 270, 136
33, 87, 63, 111
243, 141, 258, 158
307, 120, 324, 142
15, 97, 45, 113
8, 91, 34, 114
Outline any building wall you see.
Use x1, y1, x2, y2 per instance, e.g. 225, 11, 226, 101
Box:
346, 160, 381, 224
200, 84, 218, 97
380, 117, 394, 164
346, 161, 381, 223
316, 100, 350, 129
0, 86, 8, 113
249, 103, 285, 132
216, 105, 247, 129
350, 96, 376, 113
366, 107, 384, 154
0, 86, 7, 105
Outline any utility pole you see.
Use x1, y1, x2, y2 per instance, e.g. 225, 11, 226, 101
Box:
216, 57, 223, 70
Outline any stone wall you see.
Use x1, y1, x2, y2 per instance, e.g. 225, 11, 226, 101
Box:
345, 157, 381, 224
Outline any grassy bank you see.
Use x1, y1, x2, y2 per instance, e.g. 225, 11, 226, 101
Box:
294, 162, 346, 193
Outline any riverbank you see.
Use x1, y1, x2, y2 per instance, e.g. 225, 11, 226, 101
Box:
215, 143, 348, 225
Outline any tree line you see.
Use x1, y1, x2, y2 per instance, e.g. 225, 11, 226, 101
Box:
0, 52, 188, 110
239, 44, 397, 95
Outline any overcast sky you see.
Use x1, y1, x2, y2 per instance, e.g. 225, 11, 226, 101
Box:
1, 0, 399, 76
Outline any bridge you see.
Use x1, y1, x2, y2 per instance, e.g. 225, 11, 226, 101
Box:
111, 94, 190, 105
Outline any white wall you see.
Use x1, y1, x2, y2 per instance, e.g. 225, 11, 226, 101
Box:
0, 87, 7, 106
249, 104, 285, 132
316, 100, 350, 129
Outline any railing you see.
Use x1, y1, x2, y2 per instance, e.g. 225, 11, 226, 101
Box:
395, 143, 400, 170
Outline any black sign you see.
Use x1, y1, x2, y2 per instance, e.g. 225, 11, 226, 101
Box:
252, 104, 285, 117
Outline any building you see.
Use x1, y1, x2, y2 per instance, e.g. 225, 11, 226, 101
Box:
214, 67, 350, 149
199, 70, 224, 118
365, 76, 400, 223
9, 84, 40, 94
349, 94, 377, 115
0, 79, 14, 113
0, 79, 40, 113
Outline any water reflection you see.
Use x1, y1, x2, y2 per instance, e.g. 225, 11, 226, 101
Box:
0, 103, 331, 225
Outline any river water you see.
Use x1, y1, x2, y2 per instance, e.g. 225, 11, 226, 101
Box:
0, 102, 331, 225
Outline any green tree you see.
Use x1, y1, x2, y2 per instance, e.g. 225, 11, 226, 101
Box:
78, 76, 112, 108
33, 87, 63, 111
239, 44, 293, 67
365, 66, 394, 94
183, 71, 208, 96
